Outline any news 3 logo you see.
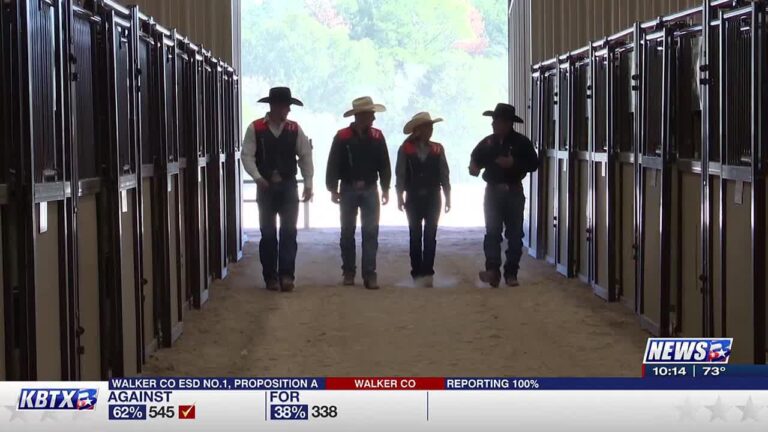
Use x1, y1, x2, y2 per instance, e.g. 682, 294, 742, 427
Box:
643, 338, 733, 364
17, 389, 99, 410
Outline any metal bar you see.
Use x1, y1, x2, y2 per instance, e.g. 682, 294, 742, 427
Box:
633, 22, 643, 316
718, 7, 727, 336
658, 27, 673, 337
129, 5, 145, 374
750, 2, 766, 363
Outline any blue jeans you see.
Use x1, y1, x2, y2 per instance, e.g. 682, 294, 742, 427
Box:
257, 181, 299, 281
339, 184, 380, 278
483, 183, 526, 278
405, 189, 441, 277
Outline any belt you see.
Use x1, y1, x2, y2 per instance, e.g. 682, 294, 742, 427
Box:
343, 180, 375, 190
487, 182, 522, 192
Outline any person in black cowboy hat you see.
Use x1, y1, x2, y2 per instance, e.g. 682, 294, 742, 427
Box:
469, 103, 538, 287
395, 112, 451, 287
242, 87, 314, 292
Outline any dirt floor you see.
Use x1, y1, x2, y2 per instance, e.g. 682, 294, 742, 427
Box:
143, 227, 649, 377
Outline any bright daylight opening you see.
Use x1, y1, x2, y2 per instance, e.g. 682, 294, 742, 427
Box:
240, 0, 509, 228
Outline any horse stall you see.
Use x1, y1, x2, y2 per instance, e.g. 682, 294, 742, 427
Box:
185, 46, 212, 308
551, 56, 576, 276
571, 50, 590, 284
589, 38, 618, 301
527, 61, 555, 260
224, 67, 244, 264
532, 63, 558, 265
607, 28, 641, 312
151, 23, 185, 347
92, 0, 145, 376
0, 0, 81, 380
0, 0, 8, 379
205, 55, 228, 281
637, 21, 674, 336
668, 10, 706, 337
175, 34, 192, 310
136, 14, 158, 358
714, 3, 766, 363
71, 2, 107, 380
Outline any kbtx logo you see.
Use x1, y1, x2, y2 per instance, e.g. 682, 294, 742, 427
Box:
643, 338, 733, 364
18, 389, 99, 410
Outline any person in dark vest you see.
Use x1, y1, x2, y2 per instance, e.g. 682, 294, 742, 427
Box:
241, 87, 314, 292
469, 103, 538, 288
326, 96, 391, 290
395, 112, 451, 287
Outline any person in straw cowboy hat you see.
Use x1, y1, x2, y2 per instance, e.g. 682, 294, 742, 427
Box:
326, 96, 392, 289
469, 103, 538, 288
241, 87, 314, 292
395, 112, 451, 287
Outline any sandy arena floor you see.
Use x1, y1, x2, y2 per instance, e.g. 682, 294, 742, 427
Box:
143, 227, 649, 377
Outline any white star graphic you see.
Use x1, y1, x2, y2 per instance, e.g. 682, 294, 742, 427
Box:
736, 396, 763, 422
676, 397, 699, 422
4, 405, 28, 423
706, 396, 732, 422
40, 411, 59, 422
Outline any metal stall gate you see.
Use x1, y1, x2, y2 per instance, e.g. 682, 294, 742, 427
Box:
590, 36, 621, 302
71, 2, 107, 380
527, 0, 768, 363
527, 63, 547, 260
549, 56, 576, 276
571, 50, 591, 284
716, 3, 766, 363
668, 11, 706, 338
0, 0, 8, 380
1, 0, 79, 380
205, 55, 228, 281
531, 63, 558, 265
136, 14, 157, 358
224, 67, 244, 264
638, 21, 674, 336
609, 28, 641, 312
153, 24, 185, 348
95, 1, 144, 376
175, 34, 191, 311
1, 0, 240, 378
186, 46, 211, 308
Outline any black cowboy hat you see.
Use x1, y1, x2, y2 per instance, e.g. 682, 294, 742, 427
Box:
483, 103, 523, 123
258, 87, 304, 106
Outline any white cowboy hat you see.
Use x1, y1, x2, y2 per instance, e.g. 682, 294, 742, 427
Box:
343, 96, 387, 118
403, 111, 443, 134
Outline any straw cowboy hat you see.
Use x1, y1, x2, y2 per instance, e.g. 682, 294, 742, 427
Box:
343, 96, 387, 117
483, 103, 524, 123
403, 112, 443, 134
258, 87, 304, 106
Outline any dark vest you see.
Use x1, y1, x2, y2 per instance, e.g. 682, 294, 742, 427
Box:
335, 126, 386, 185
402, 140, 442, 192
252, 118, 299, 180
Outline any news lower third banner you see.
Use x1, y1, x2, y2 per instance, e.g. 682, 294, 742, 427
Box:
5, 373, 768, 431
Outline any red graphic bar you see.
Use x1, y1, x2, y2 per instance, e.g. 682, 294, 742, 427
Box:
325, 377, 445, 390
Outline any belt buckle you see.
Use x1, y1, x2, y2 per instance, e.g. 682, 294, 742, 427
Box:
497, 183, 510, 192
354, 180, 366, 190
270, 171, 283, 183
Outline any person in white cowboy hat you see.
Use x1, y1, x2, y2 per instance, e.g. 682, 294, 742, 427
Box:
241, 87, 314, 292
469, 103, 539, 288
395, 112, 451, 287
326, 96, 391, 289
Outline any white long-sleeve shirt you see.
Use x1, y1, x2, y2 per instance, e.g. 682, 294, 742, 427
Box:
241, 113, 314, 189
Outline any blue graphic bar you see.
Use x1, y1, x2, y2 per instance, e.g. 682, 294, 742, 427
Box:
108, 404, 147, 421
109, 378, 325, 390
270, 404, 309, 420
